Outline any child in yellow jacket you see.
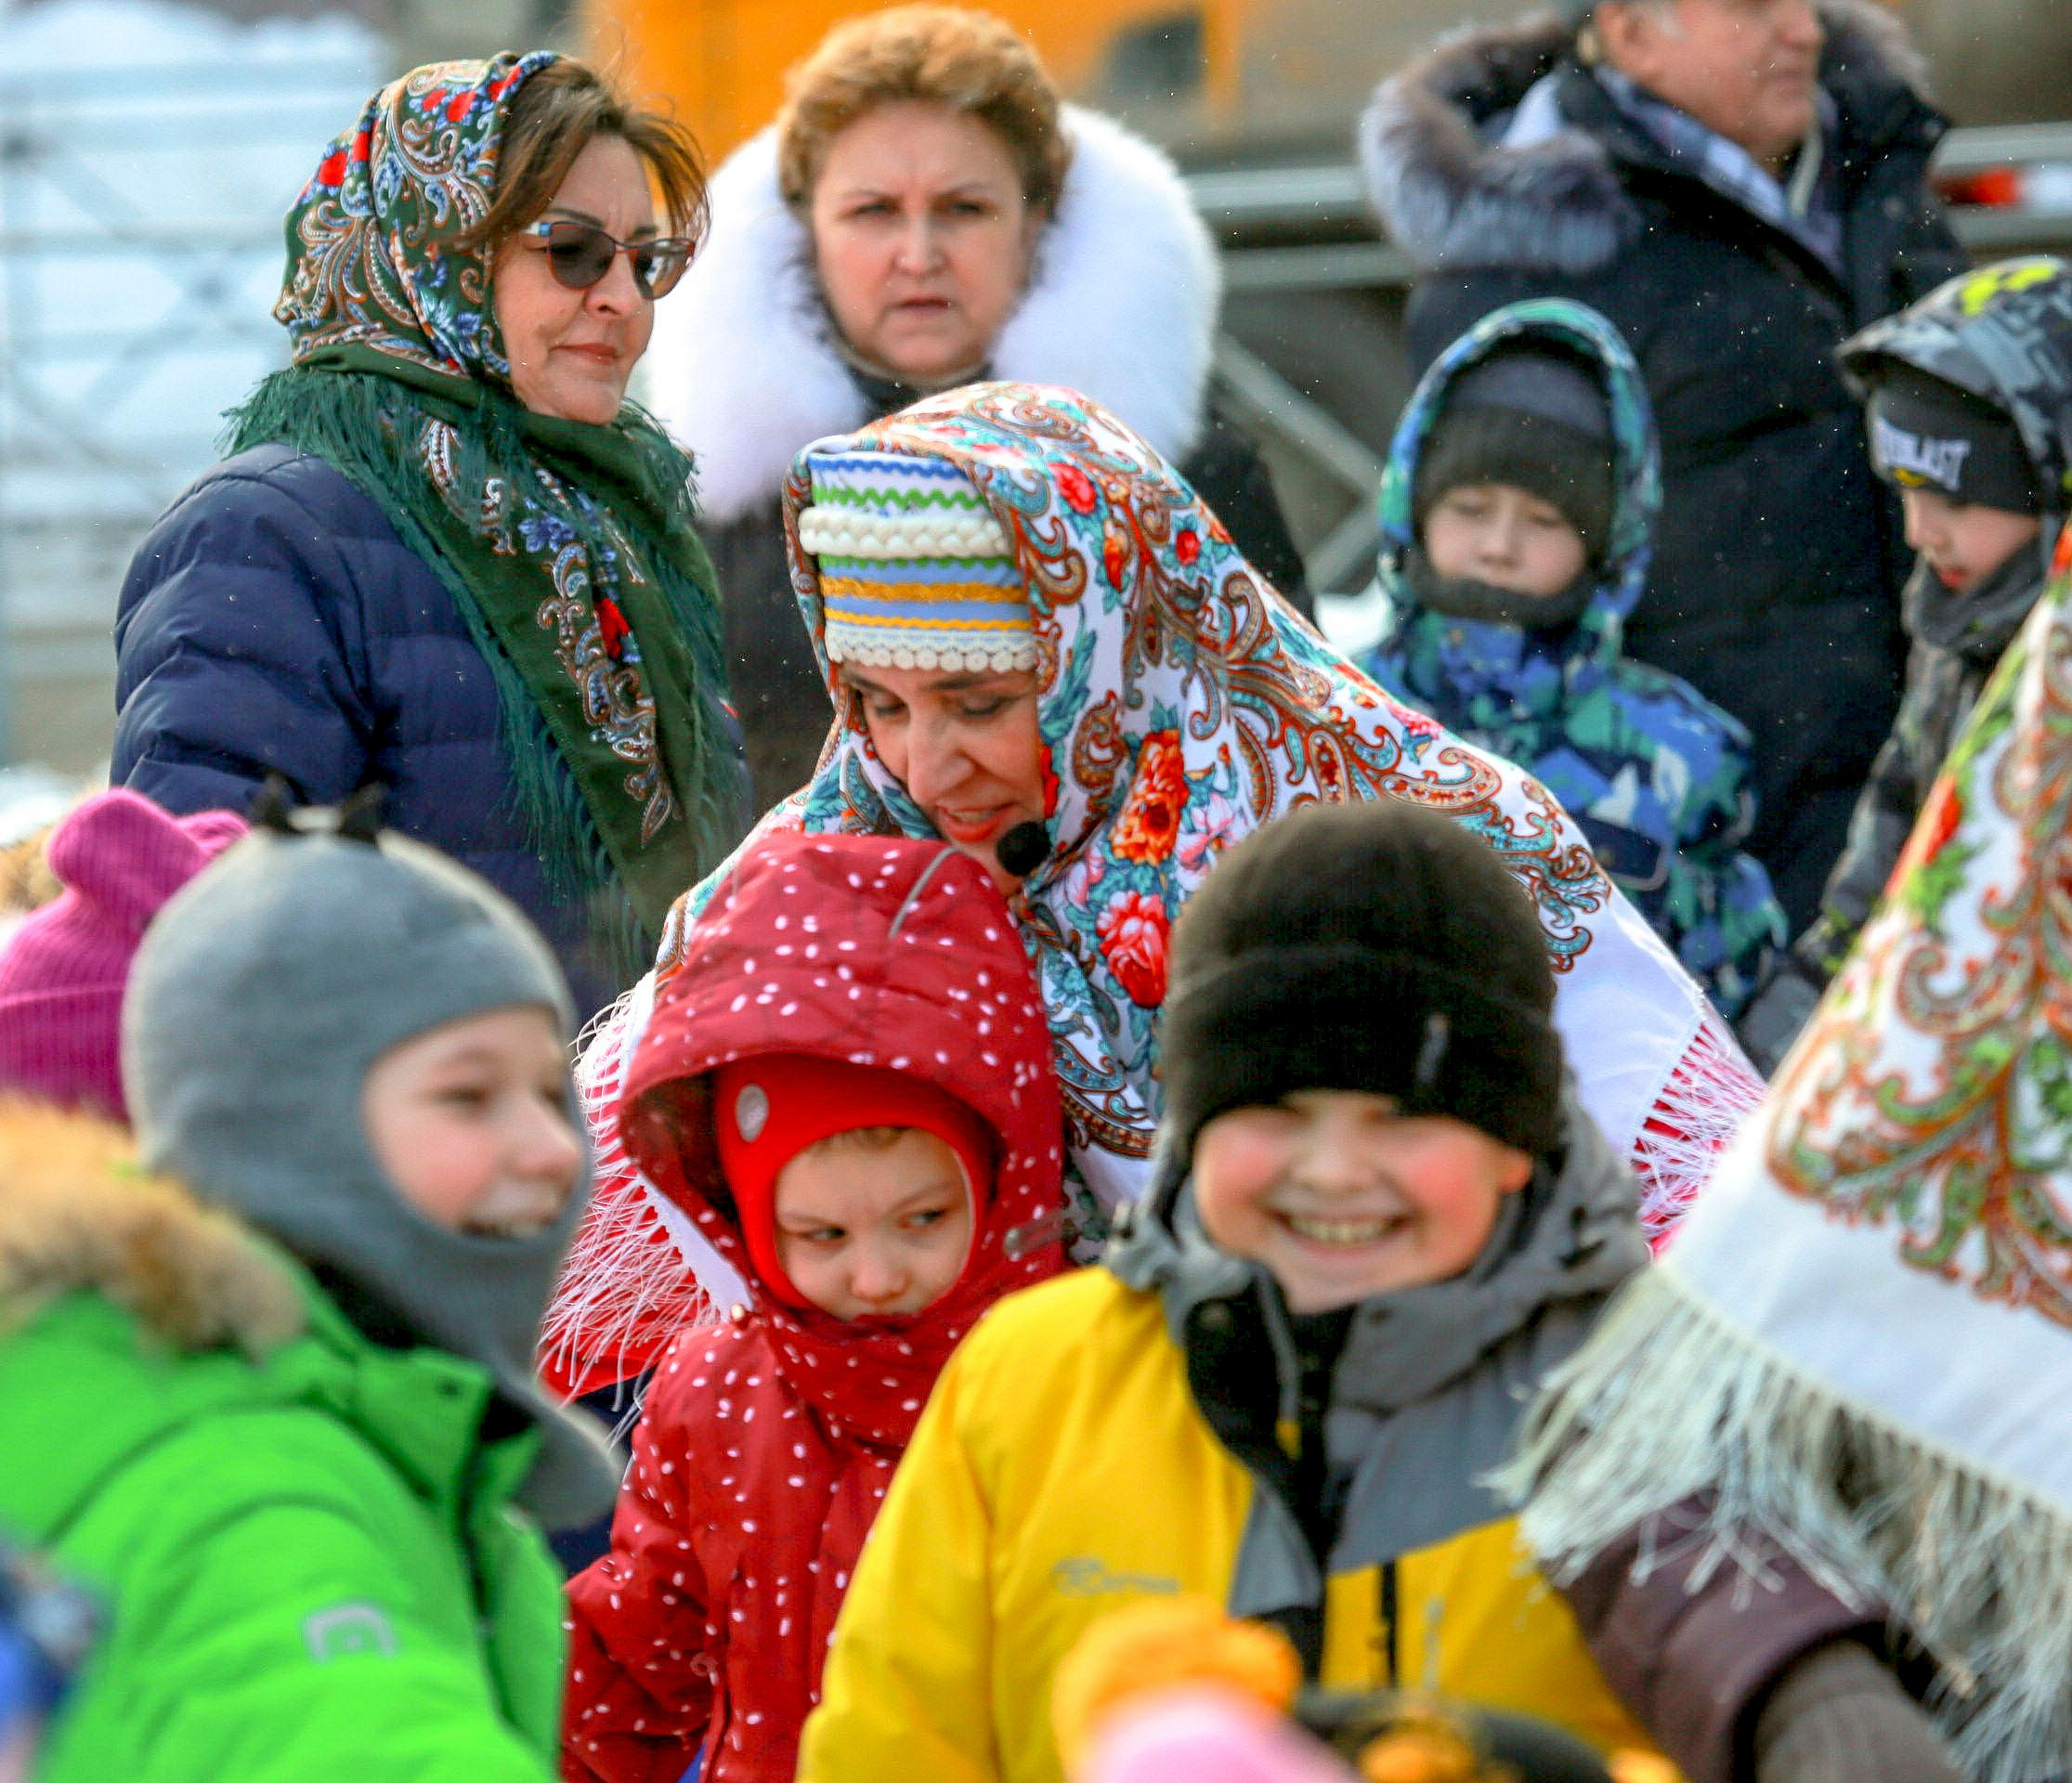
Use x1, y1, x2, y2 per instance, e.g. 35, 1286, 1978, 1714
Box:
797, 802, 1957, 1783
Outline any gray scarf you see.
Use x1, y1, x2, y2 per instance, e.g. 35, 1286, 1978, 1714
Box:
1108, 1087, 1647, 1620
1901, 535, 2050, 666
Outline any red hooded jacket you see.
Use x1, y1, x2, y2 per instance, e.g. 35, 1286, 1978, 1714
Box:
561, 833, 1064, 1783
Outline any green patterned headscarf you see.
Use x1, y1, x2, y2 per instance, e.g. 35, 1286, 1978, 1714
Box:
227, 53, 745, 983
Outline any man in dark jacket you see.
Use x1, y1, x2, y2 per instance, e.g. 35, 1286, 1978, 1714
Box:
1362, 0, 1965, 930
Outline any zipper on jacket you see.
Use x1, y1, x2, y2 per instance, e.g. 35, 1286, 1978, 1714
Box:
1377, 1560, 1399, 1687
1420, 1594, 1444, 1692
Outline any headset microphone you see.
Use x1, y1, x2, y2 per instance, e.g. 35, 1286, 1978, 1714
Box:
996, 820, 1052, 878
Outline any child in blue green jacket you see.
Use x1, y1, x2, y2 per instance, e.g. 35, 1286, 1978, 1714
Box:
1362, 298, 1785, 1022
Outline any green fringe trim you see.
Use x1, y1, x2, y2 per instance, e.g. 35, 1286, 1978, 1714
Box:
224, 364, 741, 988
499, 693, 654, 990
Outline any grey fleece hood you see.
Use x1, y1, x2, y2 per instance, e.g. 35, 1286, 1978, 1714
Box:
1107, 1087, 1648, 1619
123, 806, 621, 1529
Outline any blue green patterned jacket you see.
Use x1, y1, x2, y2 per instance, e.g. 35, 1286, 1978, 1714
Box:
1362, 299, 1785, 1018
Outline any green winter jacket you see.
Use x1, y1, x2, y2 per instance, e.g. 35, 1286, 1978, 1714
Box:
0, 1102, 564, 1781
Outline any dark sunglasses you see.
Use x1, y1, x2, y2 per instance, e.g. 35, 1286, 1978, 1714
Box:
520, 219, 694, 298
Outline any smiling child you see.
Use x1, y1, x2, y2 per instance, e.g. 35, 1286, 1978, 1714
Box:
797, 799, 1948, 1783
796, 800, 1663, 1780
0, 797, 617, 1782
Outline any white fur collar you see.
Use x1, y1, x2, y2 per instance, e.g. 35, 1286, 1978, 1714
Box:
645, 105, 1220, 523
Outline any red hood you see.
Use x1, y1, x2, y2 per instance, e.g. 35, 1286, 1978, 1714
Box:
615, 832, 1063, 1443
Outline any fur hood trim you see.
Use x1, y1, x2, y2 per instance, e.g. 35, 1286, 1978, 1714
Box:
0, 1099, 304, 1354
1361, 0, 1934, 277
645, 105, 1220, 523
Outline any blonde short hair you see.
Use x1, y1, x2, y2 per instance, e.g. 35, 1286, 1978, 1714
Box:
775, 6, 1071, 214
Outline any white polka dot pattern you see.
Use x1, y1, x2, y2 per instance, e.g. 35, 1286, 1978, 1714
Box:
558, 832, 1066, 1783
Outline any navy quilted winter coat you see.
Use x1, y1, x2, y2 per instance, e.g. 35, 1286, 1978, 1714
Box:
114, 445, 623, 1016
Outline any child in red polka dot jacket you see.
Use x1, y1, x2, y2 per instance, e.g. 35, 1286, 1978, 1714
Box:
560, 829, 1066, 1783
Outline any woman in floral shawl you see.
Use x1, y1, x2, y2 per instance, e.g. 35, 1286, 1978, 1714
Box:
1511, 524, 2072, 1783
546, 381, 1760, 1391
111, 55, 748, 1014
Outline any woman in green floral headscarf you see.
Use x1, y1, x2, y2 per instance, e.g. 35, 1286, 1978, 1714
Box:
112, 54, 748, 1013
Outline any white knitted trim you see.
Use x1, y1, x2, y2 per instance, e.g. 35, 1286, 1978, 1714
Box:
827, 632, 1040, 673
799, 505, 1013, 561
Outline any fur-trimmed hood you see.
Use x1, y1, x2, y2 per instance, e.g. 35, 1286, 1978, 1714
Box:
1361, 0, 1939, 278
0, 1099, 303, 1356
645, 105, 1220, 524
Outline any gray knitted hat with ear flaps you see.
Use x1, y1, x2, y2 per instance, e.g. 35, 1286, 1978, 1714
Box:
122, 815, 620, 1530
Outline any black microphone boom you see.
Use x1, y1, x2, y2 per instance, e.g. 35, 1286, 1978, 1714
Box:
996, 821, 1052, 878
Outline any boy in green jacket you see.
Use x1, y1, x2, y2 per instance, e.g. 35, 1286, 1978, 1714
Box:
0, 796, 620, 1781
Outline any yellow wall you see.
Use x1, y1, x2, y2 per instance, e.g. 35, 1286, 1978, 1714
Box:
586, 0, 2072, 172
585, 0, 1247, 162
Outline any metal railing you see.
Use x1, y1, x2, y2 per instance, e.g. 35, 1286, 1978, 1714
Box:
0, 54, 376, 765
1192, 119, 2072, 291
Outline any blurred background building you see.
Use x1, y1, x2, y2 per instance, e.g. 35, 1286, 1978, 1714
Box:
0, 0, 586, 794
2, 0, 2069, 792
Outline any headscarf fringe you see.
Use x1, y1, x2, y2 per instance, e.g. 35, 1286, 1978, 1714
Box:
225, 365, 732, 981
1502, 1265, 2072, 1783
540, 983, 717, 1397
1626, 1017, 1763, 1245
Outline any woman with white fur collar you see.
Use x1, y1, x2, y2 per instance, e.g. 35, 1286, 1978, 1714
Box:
645, 5, 1308, 807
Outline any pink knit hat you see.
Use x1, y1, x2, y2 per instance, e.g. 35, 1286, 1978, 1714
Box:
0, 789, 247, 1119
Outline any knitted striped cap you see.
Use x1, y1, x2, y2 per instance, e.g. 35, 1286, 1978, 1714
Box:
800, 449, 1036, 673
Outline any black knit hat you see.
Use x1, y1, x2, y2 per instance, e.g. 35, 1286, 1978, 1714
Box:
1414, 345, 1616, 566
1866, 365, 2046, 515
1160, 802, 1564, 1167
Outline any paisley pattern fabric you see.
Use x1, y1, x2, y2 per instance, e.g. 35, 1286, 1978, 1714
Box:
1767, 533, 2072, 1320
231, 55, 745, 970
1364, 299, 1787, 1019
273, 55, 541, 376
543, 383, 1762, 1387
671, 384, 1752, 1231
1517, 523, 2072, 1783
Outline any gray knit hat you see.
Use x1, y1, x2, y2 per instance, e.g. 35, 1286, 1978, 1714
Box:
123, 801, 619, 1529
1414, 345, 1617, 568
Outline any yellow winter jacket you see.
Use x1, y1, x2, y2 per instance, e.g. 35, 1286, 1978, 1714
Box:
798, 1264, 1662, 1783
